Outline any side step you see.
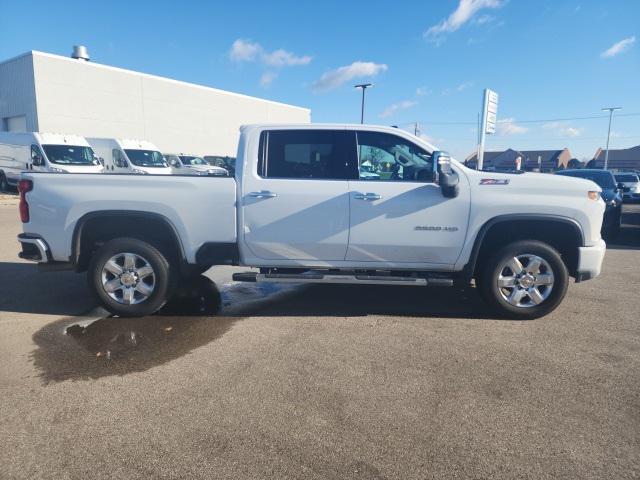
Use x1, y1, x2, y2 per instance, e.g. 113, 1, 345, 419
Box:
232, 271, 453, 287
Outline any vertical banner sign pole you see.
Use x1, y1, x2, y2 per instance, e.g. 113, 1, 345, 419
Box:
477, 89, 489, 171
477, 88, 498, 171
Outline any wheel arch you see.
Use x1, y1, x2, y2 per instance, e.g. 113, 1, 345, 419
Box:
72, 210, 187, 272
463, 214, 584, 281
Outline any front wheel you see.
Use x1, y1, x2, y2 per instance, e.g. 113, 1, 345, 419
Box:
477, 240, 569, 320
88, 237, 173, 317
0, 173, 9, 193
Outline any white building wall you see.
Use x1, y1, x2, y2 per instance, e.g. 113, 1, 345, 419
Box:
0, 53, 39, 132
2, 51, 310, 156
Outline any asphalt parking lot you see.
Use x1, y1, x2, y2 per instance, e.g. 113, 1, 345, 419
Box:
1, 196, 639, 479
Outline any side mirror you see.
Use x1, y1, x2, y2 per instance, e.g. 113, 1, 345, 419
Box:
432, 150, 459, 198
32, 154, 44, 166
617, 182, 625, 190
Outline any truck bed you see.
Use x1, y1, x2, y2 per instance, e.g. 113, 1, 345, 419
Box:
22, 173, 237, 263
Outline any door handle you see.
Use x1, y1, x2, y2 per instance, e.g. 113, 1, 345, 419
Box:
354, 192, 382, 201
249, 190, 277, 199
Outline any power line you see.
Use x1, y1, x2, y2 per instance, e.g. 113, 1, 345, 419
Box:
398, 112, 640, 126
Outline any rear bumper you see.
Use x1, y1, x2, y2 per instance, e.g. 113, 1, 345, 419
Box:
17, 234, 51, 263
575, 239, 606, 282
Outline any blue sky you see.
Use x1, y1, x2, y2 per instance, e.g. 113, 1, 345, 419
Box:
1, 0, 638, 160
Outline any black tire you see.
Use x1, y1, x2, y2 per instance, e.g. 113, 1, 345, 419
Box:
0, 172, 8, 193
477, 240, 569, 320
603, 209, 622, 240
88, 237, 173, 317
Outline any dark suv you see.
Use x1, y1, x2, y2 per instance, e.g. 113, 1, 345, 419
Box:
556, 169, 623, 238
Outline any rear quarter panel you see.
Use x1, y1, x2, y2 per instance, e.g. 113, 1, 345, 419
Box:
22, 173, 237, 263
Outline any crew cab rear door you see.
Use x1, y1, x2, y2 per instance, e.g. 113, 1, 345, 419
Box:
346, 130, 470, 266
241, 129, 355, 262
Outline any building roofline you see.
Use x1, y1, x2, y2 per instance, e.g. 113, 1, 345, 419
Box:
0, 50, 36, 66
2, 50, 310, 113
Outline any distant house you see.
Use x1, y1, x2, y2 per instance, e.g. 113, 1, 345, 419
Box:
465, 148, 572, 172
587, 145, 640, 170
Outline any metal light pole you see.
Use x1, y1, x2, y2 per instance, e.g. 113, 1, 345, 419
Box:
355, 83, 373, 124
602, 107, 621, 170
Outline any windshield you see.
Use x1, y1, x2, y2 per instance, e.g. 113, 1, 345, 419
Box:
179, 156, 208, 166
558, 171, 616, 189
615, 174, 639, 183
124, 149, 167, 167
42, 145, 97, 165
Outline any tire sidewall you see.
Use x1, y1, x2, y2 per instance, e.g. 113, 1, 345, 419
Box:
88, 238, 171, 317
0, 173, 7, 192
479, 240, 569, 319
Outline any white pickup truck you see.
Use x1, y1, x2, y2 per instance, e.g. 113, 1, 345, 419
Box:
17, 124, 606, 319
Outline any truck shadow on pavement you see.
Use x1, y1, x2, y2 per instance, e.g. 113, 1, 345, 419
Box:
0, 262, 95, 316
30, 277, 493, 384
607, 208, 640, 250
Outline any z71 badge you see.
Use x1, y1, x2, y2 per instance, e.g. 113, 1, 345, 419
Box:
480, 178, 510, 185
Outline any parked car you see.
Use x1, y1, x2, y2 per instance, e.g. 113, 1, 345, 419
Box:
87, 138, 172, 175
556, 169, 622, 238
614, 172, 640, 202
204, 156, 235, 176
0, 132, 103, 191
18, 124, 606, 320
166, 154, 228, 176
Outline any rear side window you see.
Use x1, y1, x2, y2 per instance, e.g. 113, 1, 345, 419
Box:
258, 130, 355, 180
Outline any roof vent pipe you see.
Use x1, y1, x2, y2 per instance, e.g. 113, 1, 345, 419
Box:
71, 45, 90, 61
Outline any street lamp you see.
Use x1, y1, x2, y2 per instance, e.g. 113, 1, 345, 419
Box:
354, 83, 373, 124
601, 107, 621, 170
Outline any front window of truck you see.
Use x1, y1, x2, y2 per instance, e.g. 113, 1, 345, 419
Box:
42, 145, 97, 165
124, 150, 167, 167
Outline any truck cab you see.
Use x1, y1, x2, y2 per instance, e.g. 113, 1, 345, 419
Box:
87, 138, 172, 175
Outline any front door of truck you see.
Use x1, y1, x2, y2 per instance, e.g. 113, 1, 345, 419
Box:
346, 130, 470, 267
241, 129, 354, 263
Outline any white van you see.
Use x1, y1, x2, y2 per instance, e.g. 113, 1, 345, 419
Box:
87, 138, 172, 175
0, 132, 103, 191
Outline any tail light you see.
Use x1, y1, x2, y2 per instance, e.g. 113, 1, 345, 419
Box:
18, 179, 33, 223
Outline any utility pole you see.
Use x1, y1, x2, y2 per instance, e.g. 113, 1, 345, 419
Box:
354, 83, 373, 124
601, 107, 621, 170
414, 122, 420, 136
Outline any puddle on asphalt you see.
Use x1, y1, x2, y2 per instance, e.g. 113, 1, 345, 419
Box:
30, 275, 489, 383
30, 276, 301, 383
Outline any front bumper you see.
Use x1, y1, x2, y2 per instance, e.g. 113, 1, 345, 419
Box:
17, 234, 51, 263
575, 239, 606, 282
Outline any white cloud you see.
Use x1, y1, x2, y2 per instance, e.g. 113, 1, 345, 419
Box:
560, 127, 581, 137
416, 86, 431, 96
312, 61, 388, 92
542, 122, 582, 137
425, 0, 503, 38
262, 49, 312, 67
442, 81, 474, 95
497, 118, 528, 136
230, 39, 311, 67
601, 36, 636, 58
260, 72, 278, 87
473, 14, 494, 24
229, 39, 262, 62
379, 100, 417, 118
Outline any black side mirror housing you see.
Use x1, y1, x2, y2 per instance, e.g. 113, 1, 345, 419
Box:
432, 150, 459, 198
617, 182, 625, 190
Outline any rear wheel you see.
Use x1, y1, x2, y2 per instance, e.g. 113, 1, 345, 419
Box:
88, 237, 173, 317
477, 240, 568, 319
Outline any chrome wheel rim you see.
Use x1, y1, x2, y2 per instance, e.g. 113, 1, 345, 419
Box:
497, 254, 554, 308
101, 253, 155, 305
